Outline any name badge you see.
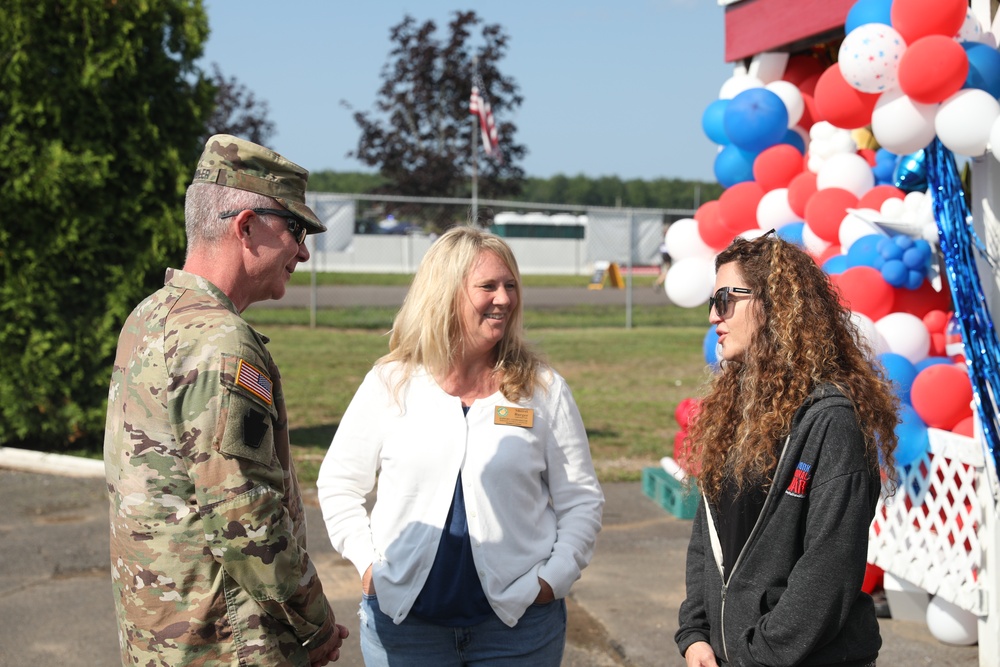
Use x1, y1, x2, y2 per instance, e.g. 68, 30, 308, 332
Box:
494, 406, 534, 428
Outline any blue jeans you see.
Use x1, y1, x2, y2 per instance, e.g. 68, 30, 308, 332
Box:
358, 594, 567, 666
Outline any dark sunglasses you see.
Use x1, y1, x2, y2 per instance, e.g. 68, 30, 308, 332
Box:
219, 208, 308, 245
708, 286, 752, 318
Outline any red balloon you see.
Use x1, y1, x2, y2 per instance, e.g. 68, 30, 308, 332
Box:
891, 0, 968, 45
911, 364, 973, 430
898, 35, 970, 104
718, 181, 765, 234
922, 309, 950, 333
930, 332, 946, 356
858, 148, 877, 167
798, 92, 818, 131
783, 54, 827, 86
892, 280, 954, 318
859, 185, 906, 211
753, 144, 805, 192
675, 397, 701, 430
787, 171, 818, 218
814, 64, 879, 130
695, 200, 735, 250
804, 188, 858, 243
799, 74, 822, 98
952, 416, 975, 437
831, 266, 895, 320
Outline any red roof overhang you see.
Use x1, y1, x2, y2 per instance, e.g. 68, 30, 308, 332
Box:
723, 0, 854, 62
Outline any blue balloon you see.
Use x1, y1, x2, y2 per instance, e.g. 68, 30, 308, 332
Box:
902, 245, 929, 270
782, 128, 806, 154
916, 356, 953, 372
714, 143, 757, 188
904, 269, 924, 290
963, 42, 1000, 99
881, 259, 908, 287
873, 148, 897, 185
846, 234, 886, 268
723, 88, 789, 153
877, 237, 904, 261
895, 404, 930, 468
878, 352, 918, 405
845, 0, 894, 33
776, 221, 804, 246
893, 150, 928, 193
703, 326, 719, 368
823, 253, 849, 275
702, 99, 731, 145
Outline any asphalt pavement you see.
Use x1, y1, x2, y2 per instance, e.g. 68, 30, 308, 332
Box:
0, 452, 982, 667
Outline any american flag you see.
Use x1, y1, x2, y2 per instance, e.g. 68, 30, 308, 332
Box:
469, 86, 501, 159
235, 359, 273, 405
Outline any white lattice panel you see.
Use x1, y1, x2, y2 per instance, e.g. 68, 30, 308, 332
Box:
869, 428, 988, 616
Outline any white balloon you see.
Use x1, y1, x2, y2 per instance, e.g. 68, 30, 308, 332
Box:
838, 23, 906, 94
802, 223, 831, 255
871, 90, 939, 156
989, 115, 1000, 164
956, 8, 986, 44
851, 312, 889, 357
936, 89, 1000, 156
665, 218, 716, 260
816, 153, 876, 197
665, 257, 716, 308
756, 188, 800, 230
839, 209, 886, 250
881, 196, 906, 220
875, 312, 931, 364
719, 74, 764, 100
765, 80, 805, 128
926, 595, 979, 646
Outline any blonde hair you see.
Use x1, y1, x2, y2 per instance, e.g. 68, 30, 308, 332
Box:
379, 225, 542, 402
688, 234, 899, 503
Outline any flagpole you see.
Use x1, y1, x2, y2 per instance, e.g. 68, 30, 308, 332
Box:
471, 113, 478, 224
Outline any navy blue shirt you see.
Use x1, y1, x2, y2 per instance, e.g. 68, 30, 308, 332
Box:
409, 405, 495, 626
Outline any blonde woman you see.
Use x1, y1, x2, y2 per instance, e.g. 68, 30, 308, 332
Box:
317, 225, 604, 666
676, 233, 898, 667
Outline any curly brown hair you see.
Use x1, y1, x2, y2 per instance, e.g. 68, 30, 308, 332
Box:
688, 233, 899, 503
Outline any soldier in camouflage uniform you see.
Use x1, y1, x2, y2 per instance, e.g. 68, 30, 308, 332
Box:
104, 134, 348, 666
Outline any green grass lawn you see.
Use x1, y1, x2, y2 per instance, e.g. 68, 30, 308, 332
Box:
252, 304, 713, 484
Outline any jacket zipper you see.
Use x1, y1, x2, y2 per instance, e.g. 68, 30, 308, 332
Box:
715, 435, 792, 663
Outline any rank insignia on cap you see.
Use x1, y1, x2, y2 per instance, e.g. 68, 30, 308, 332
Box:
235, 359, 273, 405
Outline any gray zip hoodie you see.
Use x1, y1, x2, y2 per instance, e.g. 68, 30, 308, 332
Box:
675, 384, 882, 666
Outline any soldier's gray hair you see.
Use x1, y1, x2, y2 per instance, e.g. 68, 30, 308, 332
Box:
184, 182, 276, 253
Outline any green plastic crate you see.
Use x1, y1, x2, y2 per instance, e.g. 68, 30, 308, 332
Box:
642, 466, 700, 520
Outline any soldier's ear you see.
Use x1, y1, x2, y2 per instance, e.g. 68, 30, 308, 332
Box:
230, 210, 255, 248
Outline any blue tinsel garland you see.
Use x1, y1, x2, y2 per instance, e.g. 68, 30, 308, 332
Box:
926, 139, 1000, 493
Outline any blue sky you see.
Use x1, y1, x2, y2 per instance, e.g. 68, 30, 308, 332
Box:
201, 1, 733, 182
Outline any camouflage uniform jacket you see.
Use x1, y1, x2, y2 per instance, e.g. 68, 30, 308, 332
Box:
104, 268, 335, 667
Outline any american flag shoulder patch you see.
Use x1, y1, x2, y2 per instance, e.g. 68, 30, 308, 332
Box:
785, 461, 812, 498
235, 358, 273, 405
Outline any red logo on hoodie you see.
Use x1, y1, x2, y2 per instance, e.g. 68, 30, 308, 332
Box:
786, 462, 812, 498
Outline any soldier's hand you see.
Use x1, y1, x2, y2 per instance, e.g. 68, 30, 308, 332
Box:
308, 623, 349, 666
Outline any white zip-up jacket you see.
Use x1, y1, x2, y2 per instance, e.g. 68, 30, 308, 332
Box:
316, 362, 604, 627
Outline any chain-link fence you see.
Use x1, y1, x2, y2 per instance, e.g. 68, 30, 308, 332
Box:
297, 193, 696, 328
303, 192, 694, 275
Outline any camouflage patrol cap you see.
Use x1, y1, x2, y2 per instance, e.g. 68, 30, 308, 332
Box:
192, 134, 326, 234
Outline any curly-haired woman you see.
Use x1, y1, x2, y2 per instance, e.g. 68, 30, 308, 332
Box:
675, 233, 898, 667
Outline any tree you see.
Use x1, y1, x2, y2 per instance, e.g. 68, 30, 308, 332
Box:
0, 0, 215, 451
347, 11, 526, 207
205, 63, 275, 145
